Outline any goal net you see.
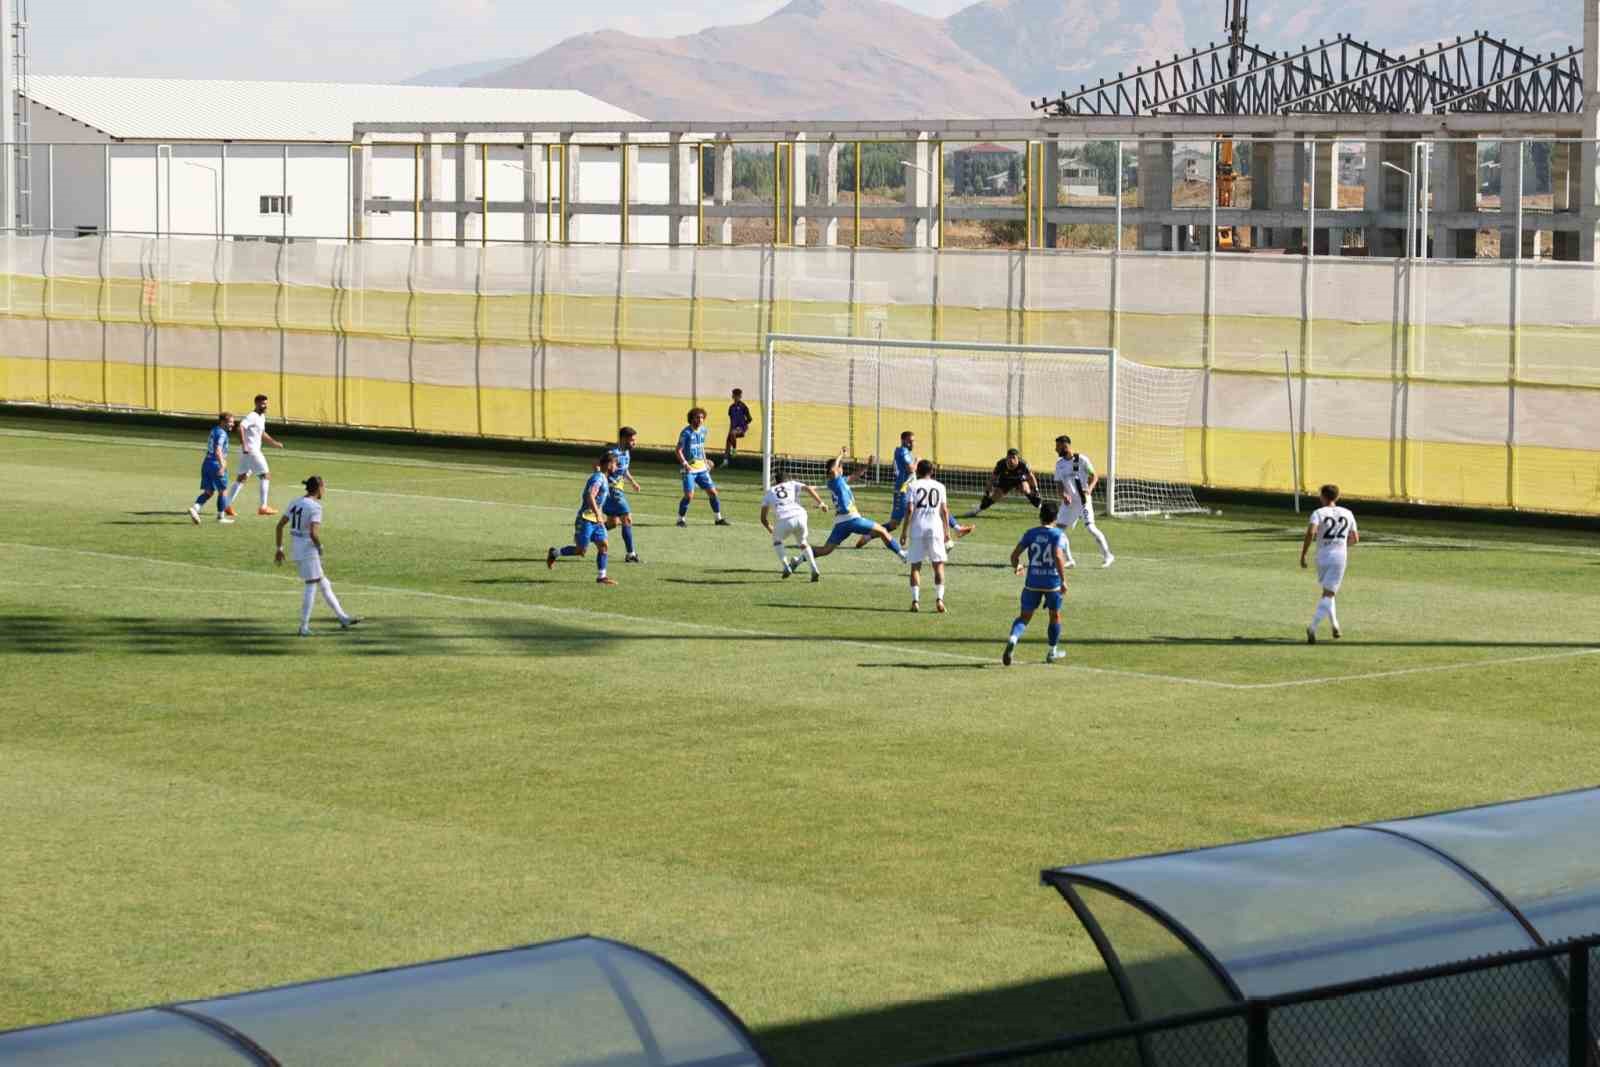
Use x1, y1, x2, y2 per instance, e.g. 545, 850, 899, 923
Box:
760, 334, 1205, 517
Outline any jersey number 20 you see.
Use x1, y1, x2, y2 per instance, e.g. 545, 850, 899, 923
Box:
913, 486, 942, 509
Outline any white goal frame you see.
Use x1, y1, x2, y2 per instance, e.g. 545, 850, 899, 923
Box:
762, 333, 1146, 515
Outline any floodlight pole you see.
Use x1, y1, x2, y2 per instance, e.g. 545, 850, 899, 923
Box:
761, 335, 775, 488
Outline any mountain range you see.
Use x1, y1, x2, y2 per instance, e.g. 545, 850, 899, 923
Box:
404, 0, 1573, 119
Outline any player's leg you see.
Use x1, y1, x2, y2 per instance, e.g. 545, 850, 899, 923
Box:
1308, 591, 1333, 643
1082, 506, 1113, 565
677, 470, 694, 525
774, 519, 795, 575
1055, 508, 1080, 567
948, 514, 974, 539
704, 475, 728, 524
965, 482, 1002, 518
1045, 600, 1065, 662
592, 526, 614, 585
932, 560, 946, 613
619, 515, 639, 561
908, 561, 922, 610
1003, 590, 1041, 666
223, 470, 248, 513
869, 521, 906, 560
300, 579, 317, 635
1325, 589, 1342, 638
257, 473, 274, 514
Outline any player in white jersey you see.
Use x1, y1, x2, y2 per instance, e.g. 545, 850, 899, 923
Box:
274, 475, 361, 637
760, 465, 827, 581
226, 393, 284, 517
900, 459, 952, 613
1300, 483, 1359, 643
1053, 435, 1114, 568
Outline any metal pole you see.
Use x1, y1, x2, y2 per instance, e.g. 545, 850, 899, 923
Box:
219, 144, 226, 238
45, 142, 52, 233
481, 143, 488, 248
874, 320, 884, 476
761, 335, 775, 487
1106, 347, 1118, 516
281, 143, 288, 243
1284, 349, 1300, 512
1112, 140, 1122, 349
1307, 137, 1316, 257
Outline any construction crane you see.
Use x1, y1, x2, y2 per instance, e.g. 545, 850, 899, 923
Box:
1215, 0, 1247, 249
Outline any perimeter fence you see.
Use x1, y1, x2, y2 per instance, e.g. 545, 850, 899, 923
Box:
1, 234, 1597, 514
900, 934, 1599, 1067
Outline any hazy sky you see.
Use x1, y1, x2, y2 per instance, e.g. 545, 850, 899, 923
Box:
36, 0, 977, 84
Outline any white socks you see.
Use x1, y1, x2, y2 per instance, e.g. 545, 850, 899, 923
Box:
1327, 598, 1340, 630
300, 584, 316, 628
911, 585, 921, 604
1311, 597, 1332, 630
802, 545, 818, 574
318, 578, 347, 622
259, 478, 270, 508
1086, 521, 1112, 559
774, 543, 790, 568
934, 583, 945, 603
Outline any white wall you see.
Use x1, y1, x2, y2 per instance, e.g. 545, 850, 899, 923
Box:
26, 109, 109, 235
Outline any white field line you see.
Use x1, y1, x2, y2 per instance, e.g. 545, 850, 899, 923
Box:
4, 541, 1597, 690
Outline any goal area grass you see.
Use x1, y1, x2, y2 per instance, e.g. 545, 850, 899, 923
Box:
2, 411, 1597, 1065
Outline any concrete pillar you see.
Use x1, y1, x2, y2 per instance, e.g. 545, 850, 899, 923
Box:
714, 139, 734, 245
1499, 141, 1532, 259
1259, 135, 1305, 250
1137, 138, 1174, 251
818, 141, 840, 247
421, 133, 447, 245
620, 134, 637, 244
668, 133, 694, 247
1430, 141, 1478, 258
454, 134, 471, 247
351, 134, 371, 241
1314, 138, 1340, 254
521, 136, 536, 243
1043, 138, 1061, 247
561, 134, 580, 244
1249, 139, 1272, 249
1551, 140, 1580, 260
903, 132, 930, 248
1581, 0, 1600, 260
789, 133, 808, 246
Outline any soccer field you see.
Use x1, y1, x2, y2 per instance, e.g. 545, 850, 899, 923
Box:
2, 411, 1597, 1065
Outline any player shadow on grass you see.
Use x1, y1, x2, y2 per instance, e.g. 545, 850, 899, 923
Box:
105, 511, 193, 525
1141, 635, 1600, 648
762, 602, 916, 614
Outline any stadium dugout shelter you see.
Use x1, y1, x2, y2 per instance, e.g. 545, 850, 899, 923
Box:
1043, 787, 1600, 1061
0, 934, 767, 1066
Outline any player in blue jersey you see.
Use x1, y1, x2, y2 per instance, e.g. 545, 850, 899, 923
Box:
1002, 501, 1071, 665
546, 452, 620, 585
800, 449, 907, 566
187, 411, 237, 525
724, 388, 753, 465
857, 429, 973, 547
676, 407, 728, 527
604, 426, 644, 564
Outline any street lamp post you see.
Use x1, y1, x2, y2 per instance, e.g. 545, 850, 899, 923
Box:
1380, 158, 1416, 260
184, 160, 221, 237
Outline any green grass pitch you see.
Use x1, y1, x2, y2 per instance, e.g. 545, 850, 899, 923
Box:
1, 411, 1597, 1064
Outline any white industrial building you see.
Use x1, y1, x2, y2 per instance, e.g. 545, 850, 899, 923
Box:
18, 76, 682, 244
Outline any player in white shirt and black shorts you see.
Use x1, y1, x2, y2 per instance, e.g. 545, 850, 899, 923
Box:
227, 393, 284, 517
1299, 483, 1359, 643
274, 475, 361, 636
1053, 435, 1114, 568
760, 465, 827, 581
901, 459, 952, 613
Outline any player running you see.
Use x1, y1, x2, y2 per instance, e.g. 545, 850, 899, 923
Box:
1300, 483, 1358, 643
605, 426, 644, 564
548, 452, 620, 585
857, 430, 972, 547
188, 412, 237, 525
964, 448, 1041, 517
274, 475, 361, 636
724, 388, 753, 465
760, 464, 826, 581
802, 450, 908, 567
225, 393, 284, 518
901, 459, 952, 613
676, 407, 729, 527
1053, 434, 1114, 568
1002, 501, 1071, 665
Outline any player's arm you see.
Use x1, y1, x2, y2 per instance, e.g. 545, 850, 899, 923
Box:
1299, 522, 1315, 568
212, 438, 227, 466
1053, 545, 1069, 584
939, 499, 951, 540
675, 433, 691, 470
308, 519, 323, 555
274, 514, 289, 563
1010, 539, 1026, 574
586, 483, 604, 517
900, 498, 916, 541
1083, 471, 1099, 497
625, 471, 642, 492
845, 455, 875, 484
263, 430, 283, 449
803, 484, 826, 510
760, 504, 773, 533
1348, 523, 1359, 549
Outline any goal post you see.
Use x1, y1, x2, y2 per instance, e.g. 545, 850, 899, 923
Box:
760, 333, 1206, 517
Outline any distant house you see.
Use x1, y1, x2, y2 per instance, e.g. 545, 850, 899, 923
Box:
1060, 162, 1100, 198
950, 142, 1020, 196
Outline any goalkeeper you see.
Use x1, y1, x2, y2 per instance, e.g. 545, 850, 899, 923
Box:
963, 448, 1041, 517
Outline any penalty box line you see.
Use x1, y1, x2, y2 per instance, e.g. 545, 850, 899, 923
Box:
4, 542, 1595, 690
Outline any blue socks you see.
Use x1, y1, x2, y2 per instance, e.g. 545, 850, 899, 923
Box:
596, 551, 608, 574
195, 492, 210, 506
1047, 621, 1061, 647
559, 545, 580, 557
886, 537, 903, 555
948, 514, 960, 530
621, 525, 635, 553
1009, 619, 1027, 642
678, 497, 690, 518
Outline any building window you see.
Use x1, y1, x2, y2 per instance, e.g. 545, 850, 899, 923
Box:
259, 195, 294, 215
76, 225, 99, 238
367, 195, 393, 217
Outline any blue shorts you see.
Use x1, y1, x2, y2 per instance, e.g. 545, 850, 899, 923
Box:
602, 494, 631, 518
682, 470, 716, 494
1020, 588, 1063, 614
887, 492, 909, 526
826, 515, 879, 545
199, 462, 228, 493
574, 519, 609, 547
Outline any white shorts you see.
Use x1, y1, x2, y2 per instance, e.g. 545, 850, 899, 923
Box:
1316, 556, 1347, 593
237, 450, 270, 477
294, 550, 324, 582
907, 530, 948, 564
773, 515, 810, 545
1056, 500, 1095, 529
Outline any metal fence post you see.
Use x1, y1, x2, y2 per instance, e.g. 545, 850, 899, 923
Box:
1246, 1001, 1271, 1067
1571, 944, 1591, 1067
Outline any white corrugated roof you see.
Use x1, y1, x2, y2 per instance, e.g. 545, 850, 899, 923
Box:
24, 75, 646, 141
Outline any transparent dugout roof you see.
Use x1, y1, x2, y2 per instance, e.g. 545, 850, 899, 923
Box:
0, 935, 767, 1067
1043, 787, 1600, 1020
